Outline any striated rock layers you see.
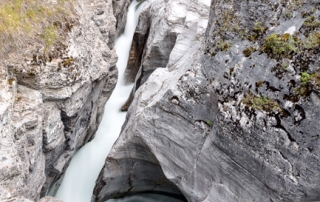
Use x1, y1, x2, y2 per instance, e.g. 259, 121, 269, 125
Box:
0, 0, 118, 201
95, 0, 320, 202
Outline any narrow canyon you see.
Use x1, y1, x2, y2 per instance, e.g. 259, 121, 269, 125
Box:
0, 0, 319, 202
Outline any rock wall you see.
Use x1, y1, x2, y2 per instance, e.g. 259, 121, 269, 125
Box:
0, 0, 118, 201
94, 0, 211, 201
95, 0, 320, 201
113, 0, 134, 38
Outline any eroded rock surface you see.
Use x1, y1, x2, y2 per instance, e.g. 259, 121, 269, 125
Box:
38, 196, 63, 202
95, 0, 320, 201
0, 0, 118, 201
113, 0, 134, 37
122, 0, 210, 110
94, 0, 211, 201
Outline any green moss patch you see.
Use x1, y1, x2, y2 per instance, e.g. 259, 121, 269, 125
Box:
248, 22, 268, 41
243, 93, 280, 112
303, 32, 320, 49
301, 72, 313, 85
283, 0, 306, 19
205, 120, 213, 126
303, 16, 320, 30
208, 39, 233, 56
263, 33, 297, 59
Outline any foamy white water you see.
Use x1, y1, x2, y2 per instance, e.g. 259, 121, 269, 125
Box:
56, 1, 143, 201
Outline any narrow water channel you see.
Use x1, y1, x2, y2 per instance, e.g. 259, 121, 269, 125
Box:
55, 1, 185, 201
55, 1, 141, 201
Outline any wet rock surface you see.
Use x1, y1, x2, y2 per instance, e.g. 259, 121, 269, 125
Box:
96, 0, 320, 201
0, 0, 117, 201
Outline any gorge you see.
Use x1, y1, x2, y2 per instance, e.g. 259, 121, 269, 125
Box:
0, 0, 320, 202
55, 1, 183, 201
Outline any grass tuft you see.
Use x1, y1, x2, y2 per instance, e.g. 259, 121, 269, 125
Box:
43, 25, 60, 51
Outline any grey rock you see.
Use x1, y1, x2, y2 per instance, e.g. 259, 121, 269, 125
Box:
0, 0, 117, 201
113, 0, 134, 37
94, 0, 211, 201
96, 0, 320, 202
0, 82, 45, 201
124, 8, 151, 84
122, 0, 203, 110
38, 196, 64, 202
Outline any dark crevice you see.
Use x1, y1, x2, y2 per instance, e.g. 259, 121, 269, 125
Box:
60, 110, 77, 134
274, 114, 296, 143
279, 150, 288, 161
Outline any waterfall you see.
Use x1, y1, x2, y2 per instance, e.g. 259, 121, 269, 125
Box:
55, 1, 142, 201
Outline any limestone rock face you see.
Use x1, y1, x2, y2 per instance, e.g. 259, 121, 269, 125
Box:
113, 0, 134, 38
122, 0, 210, 110
95, 0, 320, 202
94, 0, 211, 201
124, 6, 151, 85
0, 0, 117, 201
38, 196, 64, 202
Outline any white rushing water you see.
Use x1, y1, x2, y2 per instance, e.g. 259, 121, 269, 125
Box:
56, 1, 185, 201
56, 1, 142, 201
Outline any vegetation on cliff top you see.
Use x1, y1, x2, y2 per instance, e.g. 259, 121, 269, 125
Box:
0, 0, 75, 54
